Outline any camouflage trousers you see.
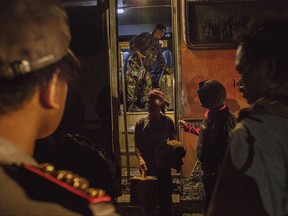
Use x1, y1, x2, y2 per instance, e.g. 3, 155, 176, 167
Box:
126, 62, 152, 106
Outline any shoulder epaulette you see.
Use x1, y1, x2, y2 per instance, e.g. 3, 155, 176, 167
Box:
21, 163, 111, 204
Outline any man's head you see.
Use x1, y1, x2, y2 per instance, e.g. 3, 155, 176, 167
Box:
197, 80, 226, 109
234, 16, 288, 104
147, 89, 165, 115
0, 0, 78, 138
153, 24, 166, 40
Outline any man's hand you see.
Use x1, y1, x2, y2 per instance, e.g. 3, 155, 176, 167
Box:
163, 65, 173, 75
179, 120, 200, 135
167, 140, 183, 148
136, 51, 145, 61
178, 120, 189, 132
138, 156, 147, 171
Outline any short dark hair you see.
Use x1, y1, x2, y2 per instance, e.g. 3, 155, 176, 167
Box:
234, 16, 288, 83
155, 23, 166, 31
0, 54, 78, 115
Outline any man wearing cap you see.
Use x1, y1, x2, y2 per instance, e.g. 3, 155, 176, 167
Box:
134, 89, 179, 215
126, 24, 170, 111
0, 0, 118, 215
179, 80, 236, 212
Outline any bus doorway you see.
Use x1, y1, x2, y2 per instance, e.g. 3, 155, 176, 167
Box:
116, 0, 182, 205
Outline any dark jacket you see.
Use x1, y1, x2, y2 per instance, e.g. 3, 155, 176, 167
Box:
197, 106, 236, 176
134, 114, 176, 175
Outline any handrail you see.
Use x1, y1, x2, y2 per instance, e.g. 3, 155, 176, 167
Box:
120, 51, 131, 185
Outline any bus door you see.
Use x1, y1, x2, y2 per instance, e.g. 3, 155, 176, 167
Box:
116, 0, 182, 192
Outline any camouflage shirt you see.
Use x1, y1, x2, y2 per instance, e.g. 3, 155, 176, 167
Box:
129, 32, 167, 71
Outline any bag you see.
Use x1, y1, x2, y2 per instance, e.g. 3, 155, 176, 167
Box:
155, 140, 186, 171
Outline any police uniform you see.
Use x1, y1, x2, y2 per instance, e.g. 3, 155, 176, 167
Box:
0, 138, 118, 215
0, 1, 118, 215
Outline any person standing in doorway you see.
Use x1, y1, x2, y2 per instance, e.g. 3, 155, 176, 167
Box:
134, 90, 182, 215
127, 24, 170, 111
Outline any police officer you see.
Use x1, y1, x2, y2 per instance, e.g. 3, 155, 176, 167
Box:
0, 0, 118, 215
126, 24, 170, 111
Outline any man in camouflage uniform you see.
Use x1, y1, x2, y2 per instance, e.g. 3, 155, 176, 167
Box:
127, 24, 170, 111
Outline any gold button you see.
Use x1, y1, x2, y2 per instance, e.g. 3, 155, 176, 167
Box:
56, 170, 71, 181
73, 177, 89, 190
39, 163, 55, 175
87, 188, 106, 198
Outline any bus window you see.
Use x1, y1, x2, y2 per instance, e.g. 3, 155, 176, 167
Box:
184, 0, 288, 50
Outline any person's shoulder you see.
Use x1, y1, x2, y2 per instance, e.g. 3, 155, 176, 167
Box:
1, 175, 80, 215
222, 107, 237, 123
228, 109, 237, 119
0, 163, 116, 215
138, 32, 150, 37
132, 32, 150, 40
164, 115, 173, 121
0, 164, 79, 215
211, 107, 236, 122
162, 114, 174, 124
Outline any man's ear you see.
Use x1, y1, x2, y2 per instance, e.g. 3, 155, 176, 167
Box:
39, 72, 61, 109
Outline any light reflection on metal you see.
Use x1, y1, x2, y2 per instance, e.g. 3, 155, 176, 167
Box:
61, 0, 97, 7
117, 8, 125, 13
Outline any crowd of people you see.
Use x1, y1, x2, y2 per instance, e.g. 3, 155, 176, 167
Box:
0, 0, 287, 215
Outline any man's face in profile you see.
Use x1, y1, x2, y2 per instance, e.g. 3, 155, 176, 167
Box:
235, 45, 267, 104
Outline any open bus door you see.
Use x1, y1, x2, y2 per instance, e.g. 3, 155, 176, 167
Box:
115, 0, 183, 199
